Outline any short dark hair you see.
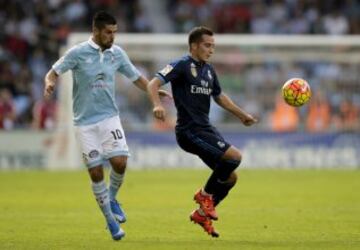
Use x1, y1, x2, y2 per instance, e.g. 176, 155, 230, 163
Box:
188, 26, 213, 46
93, 11, 116, 30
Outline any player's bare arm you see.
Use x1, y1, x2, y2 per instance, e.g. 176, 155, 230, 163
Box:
44, 69, 58, 99
214, 93, 258, 126
133, 75, 149, 91
133, 76, 172, 100
147, 77, 166, 121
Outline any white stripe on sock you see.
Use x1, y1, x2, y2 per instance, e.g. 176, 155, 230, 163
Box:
92, 181, 115, 222
109, 170, 124, 201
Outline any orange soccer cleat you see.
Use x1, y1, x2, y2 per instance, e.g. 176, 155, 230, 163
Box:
190, 209, 219, 238
193, 189, 218, 220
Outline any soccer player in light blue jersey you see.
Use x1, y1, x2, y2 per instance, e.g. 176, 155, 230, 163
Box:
44, 11, 169, 240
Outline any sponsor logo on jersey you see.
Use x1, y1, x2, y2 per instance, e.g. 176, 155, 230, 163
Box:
90, 82, 109, 89
190, 85, 212, 95
191, 80, 211, 95
190, 63, 197, 78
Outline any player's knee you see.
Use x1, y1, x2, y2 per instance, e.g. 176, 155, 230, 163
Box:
223, 146, 242, 164
110, 156, 127, 174
231, 149, 242, 164
217, 156, 241, 182
88, 166, 104, 182
223, 152, 241, 169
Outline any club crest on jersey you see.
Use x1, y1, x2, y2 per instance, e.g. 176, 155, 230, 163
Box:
89, 150, 100, 159
190, 63, 197, 78
159, 64, 173, 76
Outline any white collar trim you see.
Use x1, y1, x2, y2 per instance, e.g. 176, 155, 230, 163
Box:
88, 37, 114, 53
88, 37, 100, 49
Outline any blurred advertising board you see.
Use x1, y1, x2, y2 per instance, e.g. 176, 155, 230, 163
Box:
0, 131, 359, 169
127, 132, 360, 169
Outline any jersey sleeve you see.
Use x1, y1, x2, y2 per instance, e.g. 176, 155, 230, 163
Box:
117, 49, 141, 82
52, 47, 78, 75
155, 60, 183, 85
211, 68, 222, 97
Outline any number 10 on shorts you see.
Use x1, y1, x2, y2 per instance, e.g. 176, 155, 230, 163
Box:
111, 129, 123, 140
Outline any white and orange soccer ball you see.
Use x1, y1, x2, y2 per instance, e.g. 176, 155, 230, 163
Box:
282, 78, 311, 107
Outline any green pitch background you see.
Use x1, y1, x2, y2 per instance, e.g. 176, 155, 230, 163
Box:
0, 169, 359, 250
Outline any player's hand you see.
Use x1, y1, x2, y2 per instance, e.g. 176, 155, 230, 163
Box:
158, 89, 173, 100
241, 114, 258, 126
44, 82, 55, 99
153, 105, 166, 121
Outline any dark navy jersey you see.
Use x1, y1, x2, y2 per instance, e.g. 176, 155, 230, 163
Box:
156, 55, 222, 132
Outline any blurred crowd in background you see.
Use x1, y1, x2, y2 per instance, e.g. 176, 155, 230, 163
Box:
0, 0, 359, 132
169, 0, 360, 34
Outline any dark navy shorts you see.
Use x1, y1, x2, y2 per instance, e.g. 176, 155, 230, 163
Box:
176, 126, 231, 170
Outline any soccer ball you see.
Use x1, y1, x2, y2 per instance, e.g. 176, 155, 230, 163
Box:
282, 78, 311, 107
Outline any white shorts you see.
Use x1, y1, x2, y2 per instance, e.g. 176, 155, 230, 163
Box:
75, 116, 129, 168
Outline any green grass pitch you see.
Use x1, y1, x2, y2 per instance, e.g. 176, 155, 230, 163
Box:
0, 169, 359, 250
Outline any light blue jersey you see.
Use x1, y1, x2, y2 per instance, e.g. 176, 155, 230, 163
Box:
52, 38, 140, 126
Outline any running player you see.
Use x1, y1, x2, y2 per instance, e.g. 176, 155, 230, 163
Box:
44, 11, 169, 240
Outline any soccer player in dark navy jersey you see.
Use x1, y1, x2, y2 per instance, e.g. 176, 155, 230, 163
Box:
148, 26, 258, 237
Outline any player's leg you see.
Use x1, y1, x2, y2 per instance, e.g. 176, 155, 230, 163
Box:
108, 156, 127, 223
192, 154, 219, 220
204, 170, 238, 206
203, 146, 241, 206
176, 129, 221, 236
75, 124, 124, 240
100, 116, 130, 223
218, 145, 242, 181
180, 128, 241, 215
88, 165, 123, 239
108, 156, 127, 201
178, 128, 242, 237
198, 157, 237, 206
